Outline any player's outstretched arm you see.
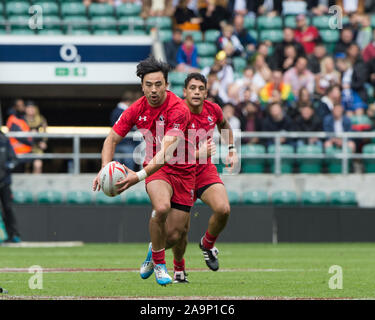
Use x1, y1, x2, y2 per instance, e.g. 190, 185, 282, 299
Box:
115, 135, 180, 193
92, 129, 124, 191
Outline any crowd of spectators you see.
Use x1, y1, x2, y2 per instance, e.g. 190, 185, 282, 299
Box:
159, 0, 375, 155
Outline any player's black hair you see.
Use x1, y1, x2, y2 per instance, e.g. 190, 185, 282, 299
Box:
136, 55, 171, 83
184, 72, 207, 89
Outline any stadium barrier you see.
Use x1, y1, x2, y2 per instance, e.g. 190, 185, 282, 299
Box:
12, 204, 375, 243
6, 131, 375, 175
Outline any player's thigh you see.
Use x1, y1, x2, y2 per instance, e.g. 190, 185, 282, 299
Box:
200, 183, 230, 214
166, 208, 190, 240
146, 179, 173, 213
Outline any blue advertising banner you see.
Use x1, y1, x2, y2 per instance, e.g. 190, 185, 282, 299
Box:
0, 35, 153, 84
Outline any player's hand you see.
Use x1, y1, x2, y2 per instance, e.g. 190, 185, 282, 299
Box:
92, 169, 102, 192
115, 165, 139, 193
198, 138, 216, 160
226, 149, 239, 173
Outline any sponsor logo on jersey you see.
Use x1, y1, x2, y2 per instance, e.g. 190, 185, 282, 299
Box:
139, 116, 147, 121
207, 116, 213, 122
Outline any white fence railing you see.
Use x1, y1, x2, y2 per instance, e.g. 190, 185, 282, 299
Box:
6, 131, 375, 175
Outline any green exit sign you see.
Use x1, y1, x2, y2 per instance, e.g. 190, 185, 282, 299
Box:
55, 67, 87, 77
55, 67, 69, 76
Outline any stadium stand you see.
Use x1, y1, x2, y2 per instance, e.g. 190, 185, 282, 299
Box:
301, 190, 327, 206
271, 190, 298, 205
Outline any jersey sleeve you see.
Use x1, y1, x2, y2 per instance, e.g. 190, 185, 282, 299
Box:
165, 103, 190, 139
112, 103, 138, 137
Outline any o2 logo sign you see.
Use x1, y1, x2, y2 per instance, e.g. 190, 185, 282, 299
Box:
60, 44, 82, 63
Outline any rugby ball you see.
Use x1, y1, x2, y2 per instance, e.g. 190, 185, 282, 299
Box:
100, 161, 127, 197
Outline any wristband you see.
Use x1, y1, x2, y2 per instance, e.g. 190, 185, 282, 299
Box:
136, 169, 148, 181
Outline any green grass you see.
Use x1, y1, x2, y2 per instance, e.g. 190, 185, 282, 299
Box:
1, 243, 375, 299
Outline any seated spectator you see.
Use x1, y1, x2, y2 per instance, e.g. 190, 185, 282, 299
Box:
227, 0, 258, 18
237, 100, 263, 145
234, 66, 258, 102
6, 99, 33, 173
334, 27, 355, 56
256, 41, 274, 70
307, 0, 335, 16
366, 57, 375, 100
346, 43, 369, 105
141, 0, 174, 18
294, 14, 320, 55
272, 27, 305, 71
201, 50, 234, 103
257, 0, 282, 16
283, 56, 315, 97
226, 82, 242, 106
24, 101, 48, 174
281, 44, 298, 72
323, 103, 356, 153
262, 102, 294, 147
217, 23, 245, 58
356, 14, 372, 50
206, 70, 224, 106
295, 86, 308, 105
252, 54, 272, 93
294, 103, 323, 148
307, 42, 327, 74
362, 28, 375, 63
232, 14, 257, 54
174, 0, 202, 31
336, 53, 367, 116
339, 0, 365, 15
259, 69, 294, 108
316, 84, 342, 120
222, 103, 241, 131
199, 0, 230, 32
164, 28, 183, 69
176, 35, 200, 72
315, 56, 341, 96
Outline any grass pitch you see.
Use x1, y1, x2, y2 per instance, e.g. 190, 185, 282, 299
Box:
0, 242, 375, 299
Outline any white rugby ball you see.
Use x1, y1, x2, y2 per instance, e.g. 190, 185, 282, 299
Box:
100, 161, 127, 197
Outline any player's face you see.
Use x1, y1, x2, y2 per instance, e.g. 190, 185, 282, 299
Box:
184, 78, 207, 108
142, 71, 168, 107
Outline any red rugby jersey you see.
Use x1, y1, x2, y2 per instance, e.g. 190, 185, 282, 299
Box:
187, 100, 224, 176
113, 90, 195, 175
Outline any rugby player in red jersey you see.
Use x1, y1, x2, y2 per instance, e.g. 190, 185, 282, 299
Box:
92, 56, 196, 286
181, 73, 238, 274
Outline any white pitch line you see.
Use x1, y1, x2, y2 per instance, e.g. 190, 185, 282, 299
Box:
0, 267, 322, 273
0, 295, 369, 300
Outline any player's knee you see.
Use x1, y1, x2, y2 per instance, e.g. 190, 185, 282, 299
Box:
152, 203, 171, 221
167, 229, 181, 246
216, 203, 231, 218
